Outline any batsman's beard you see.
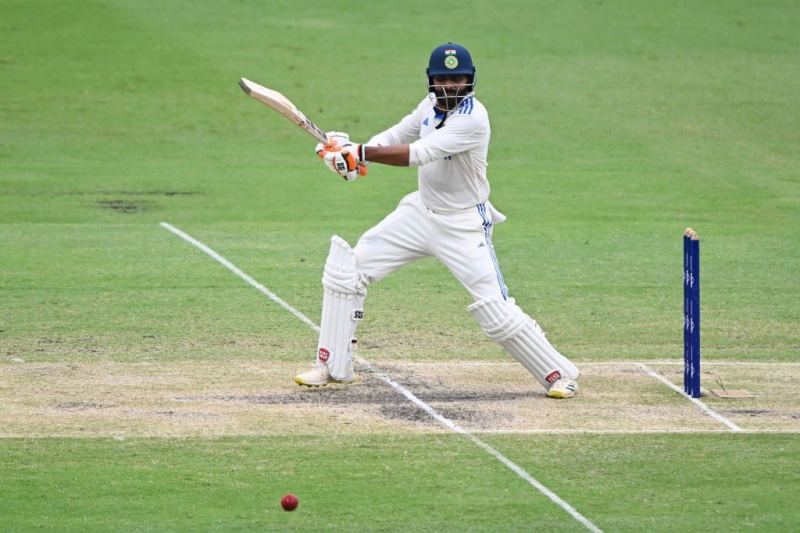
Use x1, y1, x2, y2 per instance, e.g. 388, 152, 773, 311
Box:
432, 85, 467, 111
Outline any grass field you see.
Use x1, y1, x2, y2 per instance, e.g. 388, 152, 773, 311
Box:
1, 0, 799, 531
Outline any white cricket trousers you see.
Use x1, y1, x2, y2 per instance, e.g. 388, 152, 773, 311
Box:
353, 191, 507, 302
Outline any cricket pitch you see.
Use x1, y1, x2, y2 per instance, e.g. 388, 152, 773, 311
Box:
1, 360, 798, 438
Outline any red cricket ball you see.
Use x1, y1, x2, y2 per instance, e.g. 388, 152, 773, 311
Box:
281, 493, 299, 511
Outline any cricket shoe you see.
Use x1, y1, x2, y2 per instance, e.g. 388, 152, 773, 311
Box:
547, 378, 578, 399
294, 361, 359, 387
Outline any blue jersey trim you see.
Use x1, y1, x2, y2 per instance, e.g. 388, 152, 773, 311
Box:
477, 203, 508, 300
458, 96, 474, 115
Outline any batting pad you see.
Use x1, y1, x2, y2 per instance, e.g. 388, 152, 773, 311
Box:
468, 297, 579, 389
319, 236, 367, 380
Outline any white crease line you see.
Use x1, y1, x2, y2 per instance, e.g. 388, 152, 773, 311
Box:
475, 429, 800, 434
639, 364, 742, 432
159, 223, 319, 332
380, 361, 800, 367
629, 361, 800, 367
160, 222, 603, 533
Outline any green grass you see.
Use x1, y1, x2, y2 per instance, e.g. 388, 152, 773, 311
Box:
3, 435, 798, 532
1, 0, 799, 531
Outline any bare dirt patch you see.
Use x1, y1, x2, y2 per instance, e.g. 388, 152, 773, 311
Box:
1, 360, 797, 438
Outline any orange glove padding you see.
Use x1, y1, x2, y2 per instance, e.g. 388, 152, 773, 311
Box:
316, 136, 367, 180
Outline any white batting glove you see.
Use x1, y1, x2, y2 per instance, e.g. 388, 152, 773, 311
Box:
327, 131, 350, 148
314, 131, 350, 156
315, 142, 348, 177
315, 131, 351, 175
316, 140, 367, 181
320, 144, 358, 180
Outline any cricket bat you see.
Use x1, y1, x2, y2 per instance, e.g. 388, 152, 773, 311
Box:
239, 77, 332, 146
239, 78, 368, 177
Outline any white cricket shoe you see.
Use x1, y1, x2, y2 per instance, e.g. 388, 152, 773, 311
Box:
294, 361, 359, 387
547, 378, 578, 399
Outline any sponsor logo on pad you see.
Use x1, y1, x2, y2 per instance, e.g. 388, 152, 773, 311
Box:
545, 371, 562, 384
318, 347, 330, 362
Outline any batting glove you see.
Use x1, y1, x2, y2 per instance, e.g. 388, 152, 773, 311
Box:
328, 131, 350, 149
317, 140, 367, 181
315, 131, 349, 154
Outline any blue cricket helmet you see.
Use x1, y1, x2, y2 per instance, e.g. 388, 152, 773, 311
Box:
426, 42, 476, 90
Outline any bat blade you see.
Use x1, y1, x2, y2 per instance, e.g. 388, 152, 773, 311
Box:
239, 77, 330, 146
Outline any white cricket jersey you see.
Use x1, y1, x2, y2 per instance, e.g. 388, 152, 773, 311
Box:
367, 94, 491, 212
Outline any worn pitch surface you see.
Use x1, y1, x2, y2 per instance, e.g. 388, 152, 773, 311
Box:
2, 361, 797, 438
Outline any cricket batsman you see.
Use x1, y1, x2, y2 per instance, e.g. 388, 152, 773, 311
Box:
294, 43, 580, 399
